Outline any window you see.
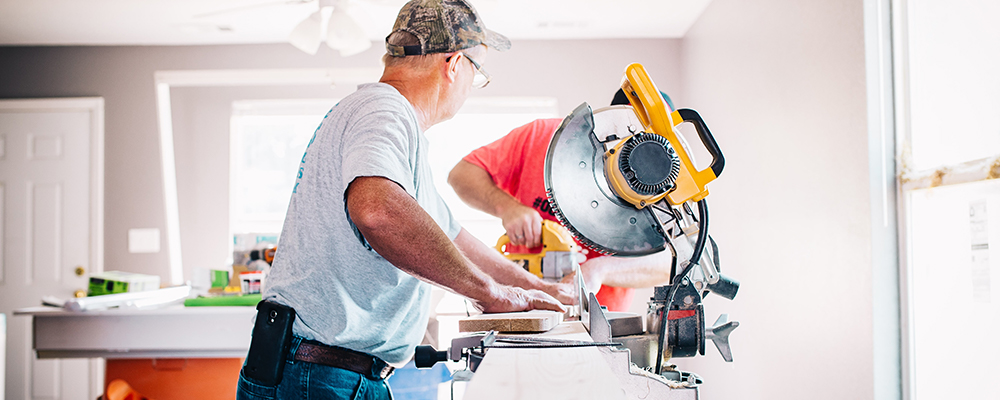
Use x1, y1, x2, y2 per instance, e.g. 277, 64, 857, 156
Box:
230, 99, 334, 237
903, 1, 1000, 171
895, 1, 1000, 398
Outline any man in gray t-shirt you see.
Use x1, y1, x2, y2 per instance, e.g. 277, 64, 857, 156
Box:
239, 1, 574, 399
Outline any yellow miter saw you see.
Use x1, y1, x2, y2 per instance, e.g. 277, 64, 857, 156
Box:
412, 64, 738, 398
545, 63, 741, 393
495, 220, 579, 280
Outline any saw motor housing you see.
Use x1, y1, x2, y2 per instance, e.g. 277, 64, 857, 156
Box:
605, 64, 725, 209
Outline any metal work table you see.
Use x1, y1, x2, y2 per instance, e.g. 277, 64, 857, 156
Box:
14, 305, 255, 359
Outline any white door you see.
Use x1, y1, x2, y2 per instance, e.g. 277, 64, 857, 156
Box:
0, 98, 104, 400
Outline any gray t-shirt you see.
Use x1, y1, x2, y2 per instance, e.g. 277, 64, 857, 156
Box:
263, 82, 461, 365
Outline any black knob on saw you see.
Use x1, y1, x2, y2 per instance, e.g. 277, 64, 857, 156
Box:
414, 345, 448, 368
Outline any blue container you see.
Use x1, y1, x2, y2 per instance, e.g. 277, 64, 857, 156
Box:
387, 361, 452, 400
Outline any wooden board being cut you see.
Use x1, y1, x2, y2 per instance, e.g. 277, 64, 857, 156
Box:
458, 310, 563, 333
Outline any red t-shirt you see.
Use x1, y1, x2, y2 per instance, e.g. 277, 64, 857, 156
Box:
462, 118, 634, 312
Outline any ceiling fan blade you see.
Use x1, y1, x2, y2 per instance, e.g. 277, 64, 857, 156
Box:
326, 7, 371, 56
289, 10, 323, 55
194, 0, 314, 19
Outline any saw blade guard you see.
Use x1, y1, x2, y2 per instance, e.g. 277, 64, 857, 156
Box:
544, 103, 667, 256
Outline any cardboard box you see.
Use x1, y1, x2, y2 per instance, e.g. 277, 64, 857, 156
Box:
88, 271, 160, 296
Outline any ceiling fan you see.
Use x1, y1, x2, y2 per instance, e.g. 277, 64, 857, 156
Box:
195, 0, 374, 56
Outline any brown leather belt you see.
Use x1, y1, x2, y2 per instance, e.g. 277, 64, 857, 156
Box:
294, 341, 395, 380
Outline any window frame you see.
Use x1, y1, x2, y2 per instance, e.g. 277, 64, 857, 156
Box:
888, 1, 1000, 398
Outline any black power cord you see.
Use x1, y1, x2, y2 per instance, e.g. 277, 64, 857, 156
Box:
654, 199, 709, 375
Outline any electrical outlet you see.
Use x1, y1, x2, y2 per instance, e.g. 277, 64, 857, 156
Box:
128, 228, 161, 253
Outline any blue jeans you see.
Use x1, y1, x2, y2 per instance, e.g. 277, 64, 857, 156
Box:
237, 337, 394, 400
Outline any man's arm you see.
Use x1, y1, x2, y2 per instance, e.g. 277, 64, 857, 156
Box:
448, 160, 543, 248
346, 176, 564, 313
452, 228, 576, 305
577, 252, 675, 293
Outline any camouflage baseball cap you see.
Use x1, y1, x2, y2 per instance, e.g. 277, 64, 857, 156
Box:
386, 0, 511, 56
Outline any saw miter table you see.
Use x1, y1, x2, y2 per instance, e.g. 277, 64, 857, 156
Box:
418, 63, 741, 399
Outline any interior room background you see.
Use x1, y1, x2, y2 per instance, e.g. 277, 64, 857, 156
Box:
7, 0, 990, 399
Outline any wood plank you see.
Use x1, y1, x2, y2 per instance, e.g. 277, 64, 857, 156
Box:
458, 310, 563, 333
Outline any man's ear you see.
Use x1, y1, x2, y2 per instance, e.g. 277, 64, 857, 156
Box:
444, 53, 462, 83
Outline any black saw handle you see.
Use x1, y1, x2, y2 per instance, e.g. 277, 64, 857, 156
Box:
676, 108, 725, 178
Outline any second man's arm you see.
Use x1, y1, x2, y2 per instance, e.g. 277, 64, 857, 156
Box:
448, 160, 543, 248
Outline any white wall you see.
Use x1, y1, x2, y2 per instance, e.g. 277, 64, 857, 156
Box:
673, 0, 876, 399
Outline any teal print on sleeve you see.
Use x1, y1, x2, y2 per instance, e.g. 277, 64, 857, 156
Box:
292, 105, 335, 194
292, 128, 320, 194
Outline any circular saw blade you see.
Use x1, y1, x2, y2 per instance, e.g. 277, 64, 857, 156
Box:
544, 103, 666, 256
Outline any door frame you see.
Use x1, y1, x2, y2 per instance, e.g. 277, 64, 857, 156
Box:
0, 97, 105, 399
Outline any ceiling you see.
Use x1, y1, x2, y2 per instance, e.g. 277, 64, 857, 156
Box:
0, 0, 712, 46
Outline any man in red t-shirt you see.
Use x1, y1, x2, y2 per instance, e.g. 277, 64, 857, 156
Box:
449, 113, 674, 312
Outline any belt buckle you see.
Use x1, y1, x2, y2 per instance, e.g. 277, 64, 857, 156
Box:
379, 364, 395, 380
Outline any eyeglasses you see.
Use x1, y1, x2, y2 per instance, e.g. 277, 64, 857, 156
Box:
449, 52, 491, 89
